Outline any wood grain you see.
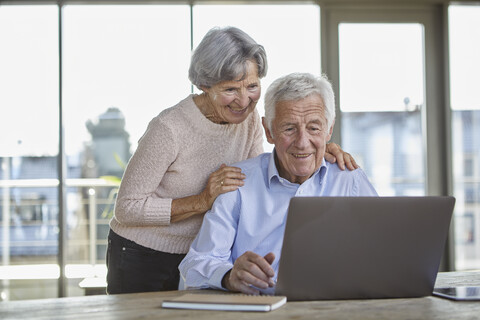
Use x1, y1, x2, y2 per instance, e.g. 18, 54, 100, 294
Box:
1, 271, 479, 320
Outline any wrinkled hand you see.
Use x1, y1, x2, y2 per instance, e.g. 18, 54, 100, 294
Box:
325, 142, 359, 171
223, 251, 276, 295
199, 164, 246, 210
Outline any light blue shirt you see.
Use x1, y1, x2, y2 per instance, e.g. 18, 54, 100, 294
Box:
179, 151, 378, 291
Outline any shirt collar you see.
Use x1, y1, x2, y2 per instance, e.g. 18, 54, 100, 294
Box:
267, 149, 328, 188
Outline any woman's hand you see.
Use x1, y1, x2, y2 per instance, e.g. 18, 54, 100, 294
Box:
199, 164, 246, 211
171, 164, 245, 223
325, 142, 359, 171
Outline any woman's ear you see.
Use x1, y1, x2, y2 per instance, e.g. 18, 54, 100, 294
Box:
199, 85, 209, 93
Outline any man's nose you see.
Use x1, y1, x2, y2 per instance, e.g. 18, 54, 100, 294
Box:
294, 129, 310, 148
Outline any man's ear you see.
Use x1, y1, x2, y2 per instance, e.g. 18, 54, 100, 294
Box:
327, 119, 335, 141
262, 117, 275, 144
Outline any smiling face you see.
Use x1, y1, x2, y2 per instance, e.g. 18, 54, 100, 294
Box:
202, 60, 261, 124
263, 94, 334, 184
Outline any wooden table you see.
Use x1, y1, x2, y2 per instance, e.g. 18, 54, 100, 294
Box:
1, 271, 479, 320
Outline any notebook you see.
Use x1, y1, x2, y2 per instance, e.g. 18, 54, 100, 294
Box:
161, 293, 286, 312
275, 196, 455, 301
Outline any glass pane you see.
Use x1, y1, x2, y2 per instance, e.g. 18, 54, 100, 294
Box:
339, 24, 424, 112
449, 5, 480, 270
193, 4, 321, 152
449, 6, 480, 110
0, 5, 59, 300
62, 5, 191, 296
339, 23, 425, 196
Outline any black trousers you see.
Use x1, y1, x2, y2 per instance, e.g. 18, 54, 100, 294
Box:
106, 229, 186, 294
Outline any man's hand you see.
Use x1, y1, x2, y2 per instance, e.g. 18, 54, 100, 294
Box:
222, 252, 275, 295
325, 142, 359, 171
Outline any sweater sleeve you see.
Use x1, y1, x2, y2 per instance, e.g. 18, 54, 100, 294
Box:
113, 117, 178, 226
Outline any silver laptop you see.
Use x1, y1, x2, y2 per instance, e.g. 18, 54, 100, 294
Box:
275, 196, 455, 301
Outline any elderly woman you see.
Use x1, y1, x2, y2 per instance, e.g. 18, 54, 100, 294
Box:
106, 26, 357, 294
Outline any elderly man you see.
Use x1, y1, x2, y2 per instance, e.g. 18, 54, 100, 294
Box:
179, 73, 378, 295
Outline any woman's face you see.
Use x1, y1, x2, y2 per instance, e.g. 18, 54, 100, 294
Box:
204, 60, 261, 124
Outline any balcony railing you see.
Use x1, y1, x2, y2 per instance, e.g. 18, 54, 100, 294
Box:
1, 178, 118, 300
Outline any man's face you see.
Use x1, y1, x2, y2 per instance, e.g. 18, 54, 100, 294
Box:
263, 94, 333, 184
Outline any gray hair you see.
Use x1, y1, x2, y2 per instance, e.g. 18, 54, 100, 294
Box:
188, 26, 268, 89
264, 72, 336, 132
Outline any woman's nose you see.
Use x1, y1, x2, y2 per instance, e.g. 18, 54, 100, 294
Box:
235, 90, 251, 108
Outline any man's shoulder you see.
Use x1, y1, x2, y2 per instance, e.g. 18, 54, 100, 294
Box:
324, 161, 361, 174
322, 161, 377, 196
232, 152, 270, 174
212, 153, 270, 213
323, 161, 370, 181
210, 154, 270, 212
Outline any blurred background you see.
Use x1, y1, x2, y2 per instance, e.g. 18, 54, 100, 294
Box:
0, 0, 479, 300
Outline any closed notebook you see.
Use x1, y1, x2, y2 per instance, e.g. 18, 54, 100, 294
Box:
161, 293, 286, 312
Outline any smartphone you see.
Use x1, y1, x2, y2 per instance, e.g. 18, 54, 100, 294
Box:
433, 286, 480, 301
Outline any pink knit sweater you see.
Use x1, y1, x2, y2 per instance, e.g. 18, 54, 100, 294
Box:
110, 95, 264, 254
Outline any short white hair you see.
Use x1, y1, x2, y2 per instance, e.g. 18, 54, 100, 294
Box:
264, 73, 335, 132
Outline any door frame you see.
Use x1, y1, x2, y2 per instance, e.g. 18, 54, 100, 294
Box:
321, 3, 454, 270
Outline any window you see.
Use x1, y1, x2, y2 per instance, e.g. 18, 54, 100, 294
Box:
463, 156, 476, 177
0, 2, 321, 300
0, 5, 60, 301
339, 23, 426, 196
449, 4, 480, 270
62, 3, 191, 294
3, 0, 474, 300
